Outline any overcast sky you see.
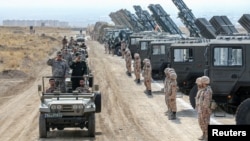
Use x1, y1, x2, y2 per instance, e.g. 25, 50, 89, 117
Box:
0, 0, 249, 27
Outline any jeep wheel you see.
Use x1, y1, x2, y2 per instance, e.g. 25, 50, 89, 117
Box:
189, 85, 198, 109
88, 113, 96, 137
39, 113, 47, 138
235, 98, 250, 125
95, 93, 102, 113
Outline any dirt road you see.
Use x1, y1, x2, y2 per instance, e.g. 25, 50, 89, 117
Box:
0, 37, 235, 141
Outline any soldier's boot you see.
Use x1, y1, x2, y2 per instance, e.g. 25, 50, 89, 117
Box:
137, 79, 140, 84
204, 134, 208, 141
128, 72, 131, 76
171, 112, 176, 120
148, 90, 152, 95
198, 133, 205, 140
168, 111, 172, 120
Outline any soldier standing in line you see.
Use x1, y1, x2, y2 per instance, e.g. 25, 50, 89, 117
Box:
195, 77, 202, 110
125, 49, 132, 76
164, 68, 170, 113
104, 42, 109, 54
196, 76, 213, 141
121, 40, 126, 59
47, 51, 70, 92
167, 71, 178, 120
133, 53, 141, 84
143, 61, 152, 95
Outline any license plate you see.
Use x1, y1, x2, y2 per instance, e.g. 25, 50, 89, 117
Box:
45, 113, 63, 118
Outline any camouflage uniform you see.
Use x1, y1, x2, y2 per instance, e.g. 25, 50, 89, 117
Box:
121, 41, 126, 58
164, 68, 176, 108
62, 36, 68, 49
133, 53, 141, 83
197, 76, 212, 141
143, 61, 152, 95
142, 58, 150, 77
62, 49, 73, 66
47, 52, 70, 93
69, 37, 75, 48
76, 86, 90, 93
167, 71, 178, 120
104, 42, 109, 54
46, 86, 57, 93
125, 49, 132, 76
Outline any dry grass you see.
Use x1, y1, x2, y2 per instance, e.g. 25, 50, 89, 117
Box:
0, 26, 71, 74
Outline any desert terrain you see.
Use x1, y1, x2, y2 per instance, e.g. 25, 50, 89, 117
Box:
0, 27, 235, 141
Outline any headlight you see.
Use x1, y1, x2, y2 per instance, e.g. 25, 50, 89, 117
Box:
73, 104, 78, 110
57, 105, 62, 110
51, 105, 56, 110
78, 105, 84, 109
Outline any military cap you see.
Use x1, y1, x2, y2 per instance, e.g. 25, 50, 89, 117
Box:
201, 76, 210, 84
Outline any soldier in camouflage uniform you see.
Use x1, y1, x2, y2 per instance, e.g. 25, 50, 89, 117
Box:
196, 76, 213, 141
163, 68, 174, 113
75, 79, 90, 93
143, 61, 152, 95
121, 40, 126, 59
62, 49, 73, 66
47, 51, 70, 93
167, 71, 178, 120
133, 53, 141, 84
62, 36, 68, 49
45, 78, 57, 93
142, 58, 149, 76
125, 49, 132, 76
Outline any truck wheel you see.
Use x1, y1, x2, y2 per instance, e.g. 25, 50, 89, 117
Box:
88, 113, 96, 137
189, 85, 198, 109
236, 98, 250, 125
95, 93, 102, 113
39, 113, 47, 138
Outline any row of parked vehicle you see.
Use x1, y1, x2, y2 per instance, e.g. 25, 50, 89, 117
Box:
98, 27, 250, 125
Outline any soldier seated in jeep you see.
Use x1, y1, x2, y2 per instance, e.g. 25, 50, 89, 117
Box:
45, 78, 58, 93
75, 79, 90, 93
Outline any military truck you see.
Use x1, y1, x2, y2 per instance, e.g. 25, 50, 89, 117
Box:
178, 35, 250, 124
38, 75, 101, 138
169, 38, 208, 94
128, 31, 158, 59
145, 35, 181, 79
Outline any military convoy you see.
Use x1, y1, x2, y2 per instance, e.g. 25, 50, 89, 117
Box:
89, 1, 250, 125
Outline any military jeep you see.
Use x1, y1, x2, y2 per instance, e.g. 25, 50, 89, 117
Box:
38, 75, 101, 138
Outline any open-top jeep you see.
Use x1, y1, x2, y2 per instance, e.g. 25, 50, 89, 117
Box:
38, 75, 101, 138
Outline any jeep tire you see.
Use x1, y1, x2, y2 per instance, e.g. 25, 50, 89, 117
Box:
39, 113, 47, 138
189, 85, 198, 109
95, 93, 101, 113
236, 98, 250, 125
88, 113, 96, 137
